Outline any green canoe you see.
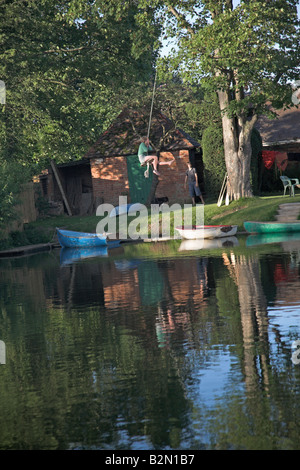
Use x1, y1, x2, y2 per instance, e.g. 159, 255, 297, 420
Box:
244, 221, 300, 234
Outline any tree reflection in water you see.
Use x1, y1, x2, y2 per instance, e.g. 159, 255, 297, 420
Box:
222, 252, 270, 396
1, 243, 300, 449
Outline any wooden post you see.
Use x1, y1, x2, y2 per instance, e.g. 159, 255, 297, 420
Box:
50, 160, 72, 216
217, 173, 228, 207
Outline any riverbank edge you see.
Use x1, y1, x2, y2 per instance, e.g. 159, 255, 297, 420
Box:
1, 195, 300, 257
0, 230, 249, 258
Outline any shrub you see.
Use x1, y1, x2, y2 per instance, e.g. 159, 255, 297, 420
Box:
202, 124, 226, 197
0, 160, 30, 234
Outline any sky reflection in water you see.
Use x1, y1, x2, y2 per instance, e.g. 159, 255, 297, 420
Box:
1, 237, 300, 450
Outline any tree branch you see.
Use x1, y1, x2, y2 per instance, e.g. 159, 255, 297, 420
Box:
44, 79, 70, 88
43, 46, 87, 54
167, 5, 194, 36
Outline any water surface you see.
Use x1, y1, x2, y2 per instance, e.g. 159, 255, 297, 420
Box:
1, 237, 300, 450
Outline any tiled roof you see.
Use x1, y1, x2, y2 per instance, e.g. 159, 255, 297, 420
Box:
256, 105, 300, 146
84, 107, 200, 158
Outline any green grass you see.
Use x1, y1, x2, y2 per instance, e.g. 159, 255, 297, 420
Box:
2, 193, 300, 249
203, 195, 300, 229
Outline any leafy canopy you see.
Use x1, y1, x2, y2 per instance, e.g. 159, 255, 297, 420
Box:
0, 0, 160, 171
153, 0, 300, 118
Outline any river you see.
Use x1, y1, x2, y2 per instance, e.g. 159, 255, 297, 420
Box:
1, 235, 300, 450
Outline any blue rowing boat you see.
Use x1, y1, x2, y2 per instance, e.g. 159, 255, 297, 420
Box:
56, 228, 108, 248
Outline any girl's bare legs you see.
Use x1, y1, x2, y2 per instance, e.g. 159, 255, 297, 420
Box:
145, 155, 160, 175
145, 156, 175, 176
158, 158, 175, 166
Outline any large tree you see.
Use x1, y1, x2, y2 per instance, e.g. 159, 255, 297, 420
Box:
147, 0, 300, 200
0, 0, 160, 227
0, 0, 159, 171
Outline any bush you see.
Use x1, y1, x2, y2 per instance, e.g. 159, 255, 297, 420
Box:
202, 124, 226, 197
0, 160, 30, 229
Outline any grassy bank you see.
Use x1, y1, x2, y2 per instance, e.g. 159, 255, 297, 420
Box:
1, 194, 300, 249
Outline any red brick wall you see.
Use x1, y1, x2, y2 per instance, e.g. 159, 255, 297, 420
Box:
156, 150, 191, 204
90, 157, 130, 206
90, 150, 191, 206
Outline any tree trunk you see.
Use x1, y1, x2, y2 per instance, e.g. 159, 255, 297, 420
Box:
217, 89, 257, 200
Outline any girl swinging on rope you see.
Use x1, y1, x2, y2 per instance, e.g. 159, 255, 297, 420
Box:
138, 136, 174, 176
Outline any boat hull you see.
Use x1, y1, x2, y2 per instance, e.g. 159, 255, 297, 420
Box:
56, 228, 108, 248
244, 221, 300, 234
175, 225, 238, 240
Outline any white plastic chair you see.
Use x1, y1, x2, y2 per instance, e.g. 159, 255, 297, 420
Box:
280, 176, 299, 196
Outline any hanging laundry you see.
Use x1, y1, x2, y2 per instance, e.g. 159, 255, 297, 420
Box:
262, 150, 276, 169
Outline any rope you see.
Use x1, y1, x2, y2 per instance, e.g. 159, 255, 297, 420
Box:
147, 68, 157, 141
143, 68, 157, 179
217, 173, 228, 207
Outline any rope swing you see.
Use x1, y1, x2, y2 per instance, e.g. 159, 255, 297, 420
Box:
138, 68, 174, 179
217, 173, 230, 206
144, 69, 157, 178
147, 68, 157, 141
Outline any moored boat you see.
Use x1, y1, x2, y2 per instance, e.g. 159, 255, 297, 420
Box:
244, 221, 300, 234
175, 225, 238, 240
56, 228, 108, 248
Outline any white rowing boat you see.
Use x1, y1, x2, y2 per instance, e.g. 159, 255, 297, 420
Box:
175, 225, 238, 240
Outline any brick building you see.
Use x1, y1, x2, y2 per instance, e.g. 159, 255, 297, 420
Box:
85, 107, 202, 207
256, 105, 300, 173
40, 108, 202, 215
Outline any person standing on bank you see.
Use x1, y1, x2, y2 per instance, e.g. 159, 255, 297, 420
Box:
138, 136, 174, 176
185, 162, 205, 205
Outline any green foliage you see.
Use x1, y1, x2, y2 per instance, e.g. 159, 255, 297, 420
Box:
150, 0, 300, 198
202, 124, 226, 197
160, 0, 300, 117
200, 91, 225, 196
154, 80, 205, 144
1, 0, 298, 203
0, 160, 30, 229
0, 0, 159, 172
0, 0, 162, 229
